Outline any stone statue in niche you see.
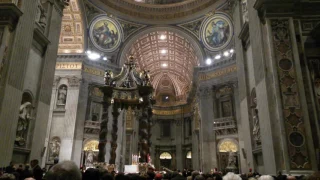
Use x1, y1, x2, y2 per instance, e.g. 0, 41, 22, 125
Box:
241, 0, 249, 23
57, 86, 67, 105
36, 0, 47, 29
49, 137, 61, 161
252, 108, 261, 145
222, 100, 232, 117
250, 88, 261, 146
15, 102, 33, 146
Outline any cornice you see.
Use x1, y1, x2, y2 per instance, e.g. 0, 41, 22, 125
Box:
0, 3, 23, 31
254, 0, 320, 24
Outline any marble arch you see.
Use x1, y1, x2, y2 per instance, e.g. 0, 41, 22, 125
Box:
117, 26, 205, 104
58, 0, 85, 54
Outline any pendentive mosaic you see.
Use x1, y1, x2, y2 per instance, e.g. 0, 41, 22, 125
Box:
270, 19, 311, 170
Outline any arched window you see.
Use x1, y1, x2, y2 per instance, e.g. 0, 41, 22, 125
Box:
159, 152, 172, 159
57, 85, 68, 107
186, 151, 192, 159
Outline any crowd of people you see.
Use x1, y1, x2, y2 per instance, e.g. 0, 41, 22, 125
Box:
0, 160, 319, 180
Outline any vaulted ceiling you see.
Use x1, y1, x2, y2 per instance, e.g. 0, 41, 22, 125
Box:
58, 0, 84, 54
127, 31, 199, 104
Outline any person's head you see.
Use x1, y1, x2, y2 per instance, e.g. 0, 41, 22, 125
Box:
25, 165, 30, 170
222, 172, 242, 180
54, 158, 59, 164
195, 175, 205, 180
192, 171, 200, 180
83, 168, 99, 180
286, 176, 296, 180
46, 161, 81, 180
258, 176, 273, 180
155, 173, 162, 180
30, 159, 39, 168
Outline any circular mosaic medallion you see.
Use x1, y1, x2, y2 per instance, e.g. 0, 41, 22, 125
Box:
200, 14, 233, 51
279, 58, 293, 71
89, 16, 122, 52
289, 132, 305, 147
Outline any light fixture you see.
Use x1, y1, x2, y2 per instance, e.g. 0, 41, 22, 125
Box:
103, 57, 108, 61
88, 52, 101, 60
111, 98, 114, 104
160, 49, 167, 54
214, 55, 221, 60
230, 49, 234, 53
223, 51, 230, 57
206, 58, 212, 65
139, 97, 143, 103
159, 35, 166, 40
161, 63, 168, 67
86, 50, 92, 54
165, 96, 169, 100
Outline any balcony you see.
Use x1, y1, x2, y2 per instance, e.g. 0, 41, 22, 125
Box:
213, 116, 237, 136
84, 120, 100, 135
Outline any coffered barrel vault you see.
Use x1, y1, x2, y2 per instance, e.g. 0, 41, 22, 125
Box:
127, 30, 200, 105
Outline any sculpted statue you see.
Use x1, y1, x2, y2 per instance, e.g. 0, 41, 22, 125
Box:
57, 86, 67, 105
140, 70, 151, 86
49, 137, 61, 160
15, 102, 33, 146
85, 151, 94, 167
252, 108, 261, 145
241, 0, 249, 22
227, 151, 236, 168
36, 0, 47, 29
104, 70, 113, 86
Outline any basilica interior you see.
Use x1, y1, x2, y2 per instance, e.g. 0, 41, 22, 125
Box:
0, 0, 320, 176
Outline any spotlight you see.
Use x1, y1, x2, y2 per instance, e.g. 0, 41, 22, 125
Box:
223, 51, 230, 57
88, 52, 101, 60
162, 63, 168, 67
139, 97, 143, 103
159, 35, 166, 40
160, 49, 167, 54
206, 58, 212, 65
214, 55, 221, 60
86, 50, 92, 54
230, 49, 234, 53
103, 57, 108, 61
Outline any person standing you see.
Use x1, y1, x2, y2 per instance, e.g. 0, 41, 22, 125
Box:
30, 160, 43, 180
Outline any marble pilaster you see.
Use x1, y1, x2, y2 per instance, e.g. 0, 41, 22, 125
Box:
198, 86, 217, 172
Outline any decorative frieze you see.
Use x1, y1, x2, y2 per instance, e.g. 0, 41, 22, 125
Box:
198, 65, 237, 81
67, 76, 81, 87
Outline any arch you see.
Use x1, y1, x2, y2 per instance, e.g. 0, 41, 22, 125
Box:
218, 138, 238, 152
159, 152, 172, 159
58, 0, 85, 54
83, 139, 99, 151
21, 91, 34, 104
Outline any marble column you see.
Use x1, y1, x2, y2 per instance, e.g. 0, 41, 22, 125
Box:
198, 86, 217, 172
175, 119, 183, 170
